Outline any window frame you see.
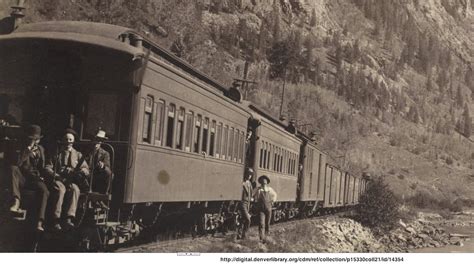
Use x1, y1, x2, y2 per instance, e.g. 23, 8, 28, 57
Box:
142, 95, 154, 144
165, 103, 176, 148
154, 100, 165, 146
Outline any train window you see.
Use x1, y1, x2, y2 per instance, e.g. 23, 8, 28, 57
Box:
165, 104, 175, 148
283, 150, 286, 173
222, 125, 228, 160
216, 122, 222, 158
184, 111, 193, 152
266, 143, 271, 169
175, 107, 185, 150
259, 143, 264, 168
142, 95, 154, 143
274, 146, 278, 170
194, 115, 202, 153
233, 129, 239, 162
228, 127, 234, 161
287, 151, 291, 173
238, 131, 244, 163
294, 154, 297, 175
275, 147, 280, 172
291, 154, 295, 175
273, 146, 277, 171
202, 118, 209, 154
290, 153, 295, 175
154, 100, 165, 146
289, 152, 292, 174
209, 120, 216, 156
262, 142, 267, 169
280, 148, 283, 172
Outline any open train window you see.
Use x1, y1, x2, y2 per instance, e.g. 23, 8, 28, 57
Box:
262, 142, 266, 169
194, 115, 202, 153
266, 142, 271, 169
259, 142, 264, 168
142, 95, 154, 143
216, 122, 222, 158
202, 118, 209, 154
275, 147, 279, 172
238, 131, 243, 163
227, 127, 233, 161
154, 100, 165, 146
185, 111, 193, 152
209, 120, 216, 156
273, 145, 277, 171
233, 129, 238, 162
222, 125, 228, 160
165, 104, 175, 148
279, 149, 283, 172
175, 107, 185, 150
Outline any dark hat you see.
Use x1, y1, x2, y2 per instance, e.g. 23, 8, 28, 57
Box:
25, 124, 42, 140
258, 175, 270, 185
64, 128, 78, 137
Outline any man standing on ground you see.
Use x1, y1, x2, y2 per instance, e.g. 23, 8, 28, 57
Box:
254, 175, 277, 242
238, 168, 254, 239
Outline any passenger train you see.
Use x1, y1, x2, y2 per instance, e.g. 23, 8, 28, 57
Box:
0, 19, 367, 251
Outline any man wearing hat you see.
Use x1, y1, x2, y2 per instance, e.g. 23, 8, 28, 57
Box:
85, 128, 112, 194
9, 124, 49, 231
238, 168, 254, 239
254, 175, 277, 242
45, 128, 89, 230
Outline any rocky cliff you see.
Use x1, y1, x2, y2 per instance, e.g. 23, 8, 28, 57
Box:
0, 0, 473, 205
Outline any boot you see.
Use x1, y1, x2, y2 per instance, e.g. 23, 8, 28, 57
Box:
9, 198, 21, 213
63, 217, 75, 230
37, 220, 44, 232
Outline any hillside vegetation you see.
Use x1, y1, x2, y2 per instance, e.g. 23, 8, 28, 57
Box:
1, 0, 473, 205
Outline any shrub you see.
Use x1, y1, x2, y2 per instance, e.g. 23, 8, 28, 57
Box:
354, 177, 401, 235
406, 192, 464, 213
445, 156, 453, 165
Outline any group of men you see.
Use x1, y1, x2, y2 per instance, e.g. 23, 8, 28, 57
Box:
239, 169, 277, 242
8, 124, 112, 232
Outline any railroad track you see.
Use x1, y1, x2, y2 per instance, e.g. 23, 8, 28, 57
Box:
115, 210, 354, 253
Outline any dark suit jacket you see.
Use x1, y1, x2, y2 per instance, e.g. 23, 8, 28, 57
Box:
86, 147, 110, 172
45, 147, 89, 178
16, 144, 46, 181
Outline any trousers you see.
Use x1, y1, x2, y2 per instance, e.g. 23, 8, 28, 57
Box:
11, 165, 50, 221
239, 202, 251, 238
52, 180, 80, 219
258, 208, 272, 240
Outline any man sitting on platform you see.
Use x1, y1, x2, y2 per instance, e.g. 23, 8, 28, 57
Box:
10, 124, 49, 231
46, 128, 89, 231
86, 128, 112, 194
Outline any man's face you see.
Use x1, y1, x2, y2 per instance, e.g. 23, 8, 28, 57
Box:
27, 138, 36, 147
35, 139, 41, 145
64, 133, 75, 147
262, 179, 268, 185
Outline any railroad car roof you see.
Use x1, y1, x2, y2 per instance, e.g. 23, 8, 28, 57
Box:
0, 21, 232, 96
0, 21, 143, 56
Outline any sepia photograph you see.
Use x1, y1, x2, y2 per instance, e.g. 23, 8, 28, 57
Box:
0, 0, 473, 262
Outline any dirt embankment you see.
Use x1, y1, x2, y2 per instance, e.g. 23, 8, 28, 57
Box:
121, 214, 472, 253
